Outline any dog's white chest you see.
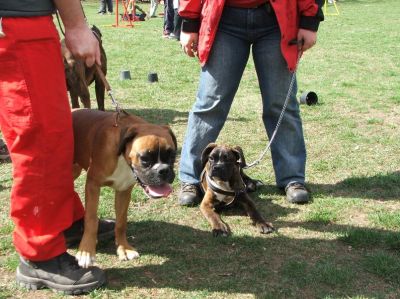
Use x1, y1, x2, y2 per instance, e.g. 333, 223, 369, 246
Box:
106, 155, 137, 191
213, 181, 235, 203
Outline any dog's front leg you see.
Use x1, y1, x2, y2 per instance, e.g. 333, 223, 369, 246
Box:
76, 178, 100, 268
115, 188, 140, 261
238, 194, 274, 234
200, 190, 231, 237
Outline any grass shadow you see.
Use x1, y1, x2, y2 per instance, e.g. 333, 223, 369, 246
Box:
308, 171, 400, 200
121, 108, 249, 126
103, 220, 400, 298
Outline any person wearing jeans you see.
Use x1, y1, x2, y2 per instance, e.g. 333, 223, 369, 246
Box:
98, 0, 113, 14
178, 0, 324, 206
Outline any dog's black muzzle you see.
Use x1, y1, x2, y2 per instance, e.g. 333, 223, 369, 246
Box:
210, 163, 234, 181
135, 163, 175, 185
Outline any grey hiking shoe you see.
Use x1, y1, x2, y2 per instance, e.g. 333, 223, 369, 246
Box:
64, 218, 115, 248
285, 182, 310, 204
16, 252, 106, 295
178, 183, 202, 206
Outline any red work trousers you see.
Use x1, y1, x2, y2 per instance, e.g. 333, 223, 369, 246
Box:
0, 16, 85, 261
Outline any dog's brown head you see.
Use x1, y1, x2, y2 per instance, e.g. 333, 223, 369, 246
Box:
201, 143, 246, 183
118, 122, 177, 198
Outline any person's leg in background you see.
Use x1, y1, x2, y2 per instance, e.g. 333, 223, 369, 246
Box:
98, 0, 106, 14
106, 0, 113, 13
171, 8, 182, 40
149, 0, 159, 18
163, 0, 174, 37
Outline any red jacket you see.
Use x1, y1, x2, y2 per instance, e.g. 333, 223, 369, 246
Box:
179, 0, 324, 71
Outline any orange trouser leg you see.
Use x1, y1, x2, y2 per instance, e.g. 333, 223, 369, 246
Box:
0, 16, 84, 261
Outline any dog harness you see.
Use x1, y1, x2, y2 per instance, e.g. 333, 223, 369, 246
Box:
200, 168, 246, 207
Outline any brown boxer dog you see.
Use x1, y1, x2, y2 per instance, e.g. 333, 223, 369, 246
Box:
200, 143, 274, 236
72, 108, 177, 267
61, 25, 107, 111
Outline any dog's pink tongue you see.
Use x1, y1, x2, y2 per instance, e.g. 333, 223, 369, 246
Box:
145, 184, 172, 198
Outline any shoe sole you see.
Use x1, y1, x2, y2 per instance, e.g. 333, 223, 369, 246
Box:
178, 198, 200, 207
16, 267, 106, 295
287, 196, 310, 204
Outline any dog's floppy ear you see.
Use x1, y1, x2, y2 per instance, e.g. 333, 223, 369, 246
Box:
232, 146, 246, 168
118, 126, 138, 156
201, 143, 218, 169
162, 125, 177, 149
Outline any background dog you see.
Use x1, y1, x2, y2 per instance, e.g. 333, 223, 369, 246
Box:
200, 143, 274, 236
61, 25, 107, 111
72, 108, 177, 267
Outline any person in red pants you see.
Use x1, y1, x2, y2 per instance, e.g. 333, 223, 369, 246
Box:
0, 0, 114, 295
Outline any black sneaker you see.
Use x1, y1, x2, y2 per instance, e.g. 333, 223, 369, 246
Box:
16, 252, 106, 295
285, 182, 310, 204
64, 218, 115, 248
178, 183, 202, 206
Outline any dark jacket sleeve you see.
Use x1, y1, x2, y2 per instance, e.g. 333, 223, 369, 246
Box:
299, 0, 324, 31
178, 0, 201, 33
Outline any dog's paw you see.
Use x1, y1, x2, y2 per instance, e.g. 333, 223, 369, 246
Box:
117, 244, 140, 261
76, 250, 96, 268
212, 222, 231, 237
257, 222, 275, 234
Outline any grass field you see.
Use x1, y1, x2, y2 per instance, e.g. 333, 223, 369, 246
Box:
1, 0, 400, 298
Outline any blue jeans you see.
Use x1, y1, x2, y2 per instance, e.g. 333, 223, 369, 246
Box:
179, 5, 306, 188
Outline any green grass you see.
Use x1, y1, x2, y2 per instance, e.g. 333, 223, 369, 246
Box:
1, 0, 400, 298
363, 251, 400, 286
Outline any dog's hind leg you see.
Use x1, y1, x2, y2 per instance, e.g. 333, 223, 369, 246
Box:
80, 85, 91, 109
70, 91, 80, 109
114, 187, 140, 261
94, 77, 105, 111
72, 163, 83, 180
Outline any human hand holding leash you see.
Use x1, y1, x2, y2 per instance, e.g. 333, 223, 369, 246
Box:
297, 29, 317, 52
64, 25, 101, 67
180, 31, 199, 57
54, 0, 101, 67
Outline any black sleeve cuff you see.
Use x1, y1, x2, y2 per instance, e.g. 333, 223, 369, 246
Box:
299, 16, 321, 32
299, 4, 325, 32
181, 18, 200, 33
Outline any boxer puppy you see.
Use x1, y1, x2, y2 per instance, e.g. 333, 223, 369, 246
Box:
72, 109, 177, 267
200, 143, 274, 236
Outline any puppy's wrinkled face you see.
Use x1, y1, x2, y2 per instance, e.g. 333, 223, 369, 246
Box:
207, 146, 239, 181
